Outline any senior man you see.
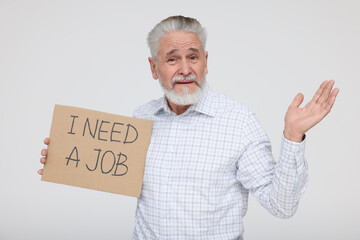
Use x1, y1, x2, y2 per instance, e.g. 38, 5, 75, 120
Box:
39, 16, 339, 239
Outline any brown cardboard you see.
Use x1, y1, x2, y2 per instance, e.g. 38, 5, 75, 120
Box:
41, 105, 153, 197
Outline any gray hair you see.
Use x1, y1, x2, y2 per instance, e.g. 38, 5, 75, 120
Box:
147, 15, 207, 61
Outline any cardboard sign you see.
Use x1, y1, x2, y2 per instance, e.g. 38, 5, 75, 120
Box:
41, 105, 153, 197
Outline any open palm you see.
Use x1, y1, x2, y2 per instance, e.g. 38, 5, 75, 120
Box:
284, 80, 339, 142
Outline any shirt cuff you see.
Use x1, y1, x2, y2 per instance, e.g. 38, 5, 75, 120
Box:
280, 134, 307, 174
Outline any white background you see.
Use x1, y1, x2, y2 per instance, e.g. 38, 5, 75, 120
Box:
0, 0, 359, 239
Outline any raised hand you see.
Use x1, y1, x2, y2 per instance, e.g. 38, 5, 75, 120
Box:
284, 80, 339, 142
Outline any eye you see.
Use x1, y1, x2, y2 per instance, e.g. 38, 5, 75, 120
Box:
168, 57, 177, 63
189, 55, 198, 61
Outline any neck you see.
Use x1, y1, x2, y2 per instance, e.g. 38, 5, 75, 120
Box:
166, 98, 191, 115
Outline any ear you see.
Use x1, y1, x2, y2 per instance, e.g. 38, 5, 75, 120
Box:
148, 57, 158, 80
204, 51, 209, 74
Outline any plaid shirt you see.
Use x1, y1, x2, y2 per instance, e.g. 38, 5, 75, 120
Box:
132, 83, 308, 239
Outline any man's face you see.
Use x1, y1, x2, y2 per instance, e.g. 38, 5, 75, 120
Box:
149, 31, 208, 102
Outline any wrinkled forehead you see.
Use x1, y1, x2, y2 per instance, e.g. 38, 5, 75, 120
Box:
158, 31, 203, 55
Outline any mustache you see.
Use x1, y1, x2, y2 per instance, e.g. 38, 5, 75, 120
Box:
171, 75, 198, 86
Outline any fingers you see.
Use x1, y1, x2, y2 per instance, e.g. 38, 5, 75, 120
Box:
324, 87, 340, 112
289, 93, 304, 109
41, 148, 48, 157
44, 138, 50, 145
39, 149, 47, 175
310, 80, 328, 103
317, 80, 335, 104
39, 138, 50, 176
40, 148, 47, 164
40, 156, 46, 164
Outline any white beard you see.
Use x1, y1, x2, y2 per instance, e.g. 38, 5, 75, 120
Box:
158, 74, 205, 106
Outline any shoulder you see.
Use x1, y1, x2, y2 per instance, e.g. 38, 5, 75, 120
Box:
211, 90, 267, 142
211, 89, 253, 118
133, 98, 162, 119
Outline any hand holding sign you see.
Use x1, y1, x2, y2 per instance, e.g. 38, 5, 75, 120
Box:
39, 105, 152, 197
38, 137, 50, 175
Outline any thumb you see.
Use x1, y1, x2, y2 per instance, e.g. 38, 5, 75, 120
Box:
289, 93, 304, 109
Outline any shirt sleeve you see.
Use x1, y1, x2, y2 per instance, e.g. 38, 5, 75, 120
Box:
236, 112, 308, 218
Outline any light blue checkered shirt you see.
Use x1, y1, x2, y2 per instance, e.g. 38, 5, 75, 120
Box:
132, 83, 308, 239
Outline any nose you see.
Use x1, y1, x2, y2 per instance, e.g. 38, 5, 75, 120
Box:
178, 59, 192, 76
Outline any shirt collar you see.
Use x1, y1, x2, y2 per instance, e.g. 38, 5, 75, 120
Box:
153, 82, 217, 118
